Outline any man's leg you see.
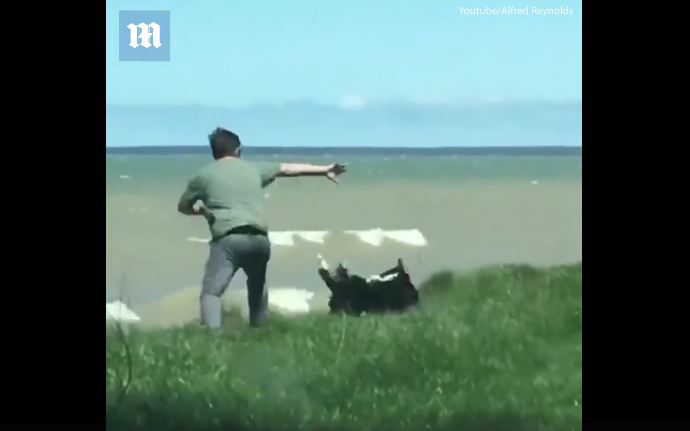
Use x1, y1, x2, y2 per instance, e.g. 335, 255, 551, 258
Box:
241, 236, 271, 327
200, 240, 237, 329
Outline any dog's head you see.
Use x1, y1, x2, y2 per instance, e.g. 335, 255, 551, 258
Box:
368, 258, 419, 308
367, 258, 408, 282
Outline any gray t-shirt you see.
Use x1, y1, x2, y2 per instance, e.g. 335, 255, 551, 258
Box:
178, 159, 281, 239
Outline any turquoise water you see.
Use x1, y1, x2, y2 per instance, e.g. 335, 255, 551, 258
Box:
106, 152, 581, 323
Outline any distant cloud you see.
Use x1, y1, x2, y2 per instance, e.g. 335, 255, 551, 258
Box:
409, 96, 449, 106
339, 94, 366, 110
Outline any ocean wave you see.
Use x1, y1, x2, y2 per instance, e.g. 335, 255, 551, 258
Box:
269, 231, 295, 246
380, 229, 428, 246
344, 228, 428, 247
292, 231, 330, 244
185, 229, 426, 247
186, 236, 210, 243
106, 300, 141, 322
133, 287, 317, 326
267, 288, 315, 313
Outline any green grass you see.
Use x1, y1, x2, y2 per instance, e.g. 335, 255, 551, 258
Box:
106, 263, 582, 431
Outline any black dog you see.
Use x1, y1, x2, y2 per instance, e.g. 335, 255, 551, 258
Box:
317, 255, 419, 316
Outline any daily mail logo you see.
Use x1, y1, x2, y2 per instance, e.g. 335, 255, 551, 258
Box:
119, 10, 170, 62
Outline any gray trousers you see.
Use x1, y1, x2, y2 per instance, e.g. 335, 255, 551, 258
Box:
200, 232, 271, 328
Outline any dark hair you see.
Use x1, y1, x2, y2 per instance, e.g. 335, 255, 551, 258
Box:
208, 127, 241, 159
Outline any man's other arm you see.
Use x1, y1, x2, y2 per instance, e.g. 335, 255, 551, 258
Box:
177, 177, 207, 215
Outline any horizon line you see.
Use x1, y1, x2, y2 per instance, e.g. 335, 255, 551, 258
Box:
105, 99, 582, 110
106, 145, 582, 156
106, 144, 582, 148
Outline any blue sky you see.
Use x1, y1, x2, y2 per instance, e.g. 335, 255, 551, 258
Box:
106, 0, 581, 108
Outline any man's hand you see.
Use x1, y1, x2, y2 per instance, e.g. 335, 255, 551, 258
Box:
178, 176, 205, 215
193, 202, 211, 217
326, 162, 347, 184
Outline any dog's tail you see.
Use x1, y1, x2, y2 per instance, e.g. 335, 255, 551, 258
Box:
317, 254, 329, 271
317, 254, 337, 292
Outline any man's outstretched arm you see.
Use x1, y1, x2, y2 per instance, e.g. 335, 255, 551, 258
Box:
277, 162, 347, 183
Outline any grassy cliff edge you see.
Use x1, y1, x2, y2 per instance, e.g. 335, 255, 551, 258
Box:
106, 263, 582, 431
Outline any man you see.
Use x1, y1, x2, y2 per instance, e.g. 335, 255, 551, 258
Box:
177, 127, 346, 328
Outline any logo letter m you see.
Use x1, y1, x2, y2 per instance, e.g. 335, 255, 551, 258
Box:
127, 22, 162, 49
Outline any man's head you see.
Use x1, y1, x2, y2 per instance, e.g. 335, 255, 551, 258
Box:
208, 127, 242, 159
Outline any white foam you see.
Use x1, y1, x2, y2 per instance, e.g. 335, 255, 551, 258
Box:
106, 301, 141, 322
531, 180, 539, 185
119, 175, 131, 180
268, 231, 295, 246
268, 288, 315, 314
345, 229, 428, 247
345, 228, 385, 246
186, 229, 426, 247
186, 233, 299, 246
294, 231, 330, 244
186, 236, 210, 243
383, 229, 428, 246
269, 231, 330, 246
